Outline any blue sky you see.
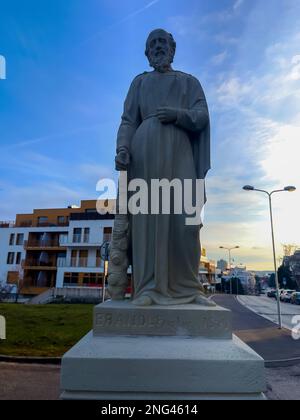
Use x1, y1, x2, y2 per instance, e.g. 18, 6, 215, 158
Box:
0, 0, 300, 269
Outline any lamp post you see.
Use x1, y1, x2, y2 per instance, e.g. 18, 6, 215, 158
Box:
220, 246, 240, 295
243, 185, 296, 329
100, 241, 110, 303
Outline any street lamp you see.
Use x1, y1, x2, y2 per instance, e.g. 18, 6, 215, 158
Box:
100, 241, 110, 303
220, 246, 240, 295
243, 185, 297, 329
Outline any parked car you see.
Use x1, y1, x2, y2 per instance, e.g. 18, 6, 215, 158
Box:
267, 289, 277, 298
281, 290, 296, 303
291, 292, 300, 305
274, 289, 286, 300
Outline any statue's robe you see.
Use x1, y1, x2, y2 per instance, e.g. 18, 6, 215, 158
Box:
117, 70, 210, 305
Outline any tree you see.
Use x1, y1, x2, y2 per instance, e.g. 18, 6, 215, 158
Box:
282, 244, 298, 257
255, 276, 262, 294
221, 277, 245, 295
268, 273, 276, 288
278, 265, 297, 290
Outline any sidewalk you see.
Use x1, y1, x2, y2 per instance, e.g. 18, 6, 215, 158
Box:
0, 363, 60, 400
0, 362, 300, 400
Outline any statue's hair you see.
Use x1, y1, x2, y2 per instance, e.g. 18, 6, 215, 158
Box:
145, 29, 176, 62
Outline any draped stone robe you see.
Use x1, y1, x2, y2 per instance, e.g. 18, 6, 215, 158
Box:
117, 70, 210, 305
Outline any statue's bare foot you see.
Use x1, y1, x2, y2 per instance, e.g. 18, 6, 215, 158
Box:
194, 295, 216, 307
132, 296, 153, 307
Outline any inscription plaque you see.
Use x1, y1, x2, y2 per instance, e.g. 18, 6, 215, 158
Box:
93, 301, 232, 339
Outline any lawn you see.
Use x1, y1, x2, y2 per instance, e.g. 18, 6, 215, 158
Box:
0, 304, 93, 357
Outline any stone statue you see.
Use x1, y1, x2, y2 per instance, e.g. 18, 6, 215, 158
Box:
108, 29, 214, 307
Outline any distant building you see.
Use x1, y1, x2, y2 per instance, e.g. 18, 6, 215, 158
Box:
222, 265, 256, 294
199, 248, 217, 290
217, 259, 228, 272
0, 200, 116, 296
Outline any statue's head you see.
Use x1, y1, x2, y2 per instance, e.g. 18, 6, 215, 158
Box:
145, 29, 176, 73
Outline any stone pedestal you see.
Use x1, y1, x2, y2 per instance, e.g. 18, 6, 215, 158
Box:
61, 301, 266, 400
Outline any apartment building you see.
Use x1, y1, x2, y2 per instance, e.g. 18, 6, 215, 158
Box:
0, 200, 115, 296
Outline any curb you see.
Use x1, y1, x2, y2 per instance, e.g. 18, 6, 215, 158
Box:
0, 355, 61, 365
265, 358, 300, 368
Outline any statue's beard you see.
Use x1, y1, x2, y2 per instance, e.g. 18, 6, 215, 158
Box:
148, 52, 173, 73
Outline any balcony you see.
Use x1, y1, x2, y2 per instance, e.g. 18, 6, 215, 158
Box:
36, 222, 69, 228
24, 239, 67, 250
61, 235, 102, 247
57, 258, 103, 269
0, 221, 15, 228
70, 213, 115, 221
22, 259, 58, 271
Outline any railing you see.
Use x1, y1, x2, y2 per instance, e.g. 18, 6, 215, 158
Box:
0, 221, 15, 228
70, 213, 115, 221
72, 234, 82, 244
25, 240, 64, 248
19, 221, 33, 227
37, 222, 69, 228
57, 258, 103, 268
23, 260, 57, 268
71, 234, 90, 244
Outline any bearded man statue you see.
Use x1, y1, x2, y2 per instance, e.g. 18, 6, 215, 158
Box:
109, 29, 214, 307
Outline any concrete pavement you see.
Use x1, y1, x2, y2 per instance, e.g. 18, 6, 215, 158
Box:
0, 361, 299, 400
0, 363, 60, 400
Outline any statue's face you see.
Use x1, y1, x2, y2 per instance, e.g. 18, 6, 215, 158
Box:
147, 31, 173, 72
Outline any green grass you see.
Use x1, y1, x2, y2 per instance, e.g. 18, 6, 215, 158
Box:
0, 304, 93, 357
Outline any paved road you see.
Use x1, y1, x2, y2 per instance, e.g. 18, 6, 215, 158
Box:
213, 295, 300, 363
238, 295, 300, 331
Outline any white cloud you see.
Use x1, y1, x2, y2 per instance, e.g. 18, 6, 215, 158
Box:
233, 0, 244, 11
211, 51, 228, 66
286, 55, 300, 81
216, 77, 252, 104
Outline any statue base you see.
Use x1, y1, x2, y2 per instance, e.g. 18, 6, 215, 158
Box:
60, 302, 266, 400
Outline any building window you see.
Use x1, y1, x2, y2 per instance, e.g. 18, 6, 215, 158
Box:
38, 217, 48, 226
83, 228, 90, 243
7, 271, 18, 285
57, 216, 67, 225
7, 252, 15, 265
79, 250, 88, 267
82, 273, 103, 286
16, 252, 22, 265
71, 250, 78, 267
63, 273, 79, 286
9, 234, 15, 246
73, 228, 82, 243
16, 234, 24, 246
103, 227, 112, 242
96, 249, 102, 267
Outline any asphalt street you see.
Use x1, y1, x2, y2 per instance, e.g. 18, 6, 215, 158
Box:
213, 295, 300, 364
238, 295, 300, 331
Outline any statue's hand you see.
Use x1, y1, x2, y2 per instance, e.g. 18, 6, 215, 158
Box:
115, 149, 130, 171
157, 107, 178, 124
